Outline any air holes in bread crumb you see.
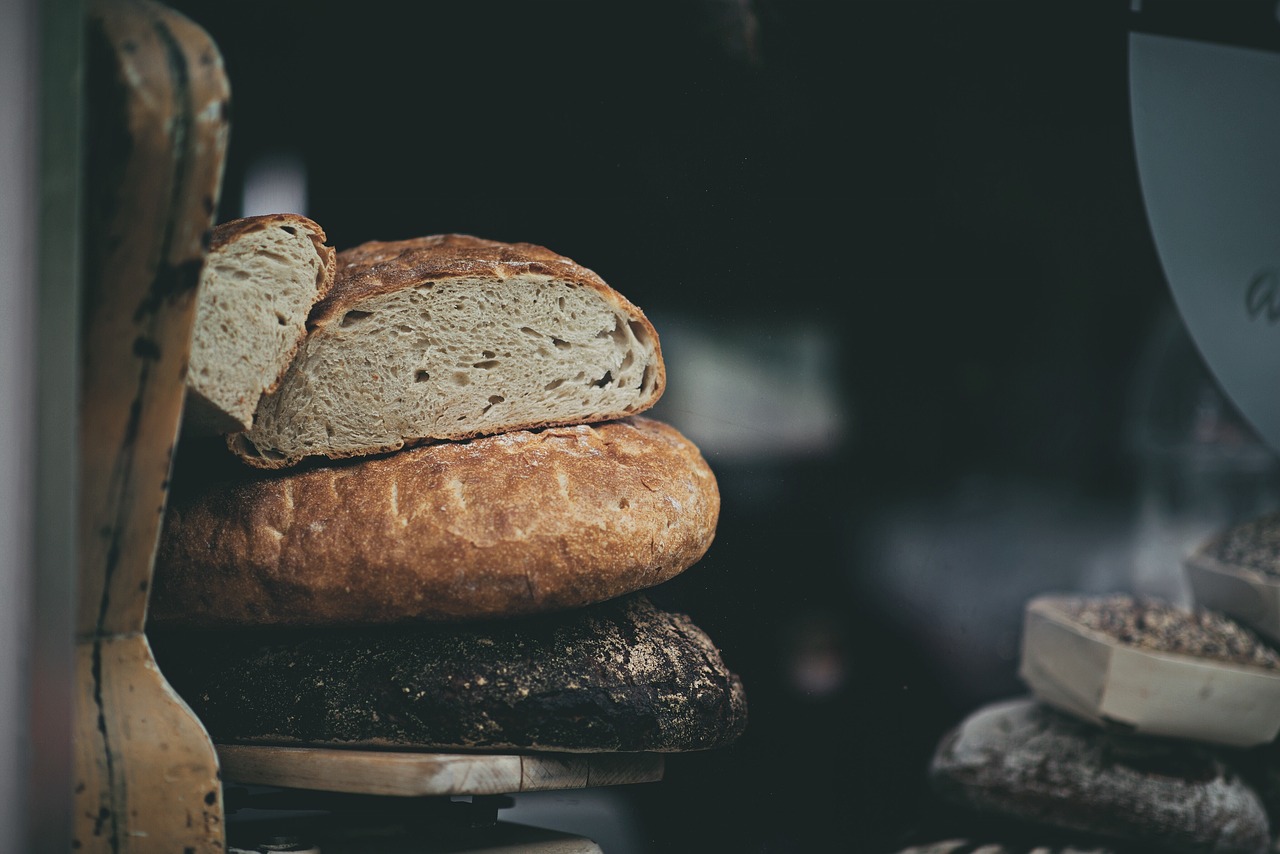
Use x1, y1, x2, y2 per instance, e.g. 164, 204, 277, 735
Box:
415, 370, 430, 383
552, 338, 570, 350
629, 320, 651, 347
473, 359, 500, 369
213, 264, 251, 281
593, 371, 613, 388
544, 378, 566, 391
452, 372, 470, 386
341, 310, 374, 328
279, 225, 297, 235
482, 395, 505, 415
275, 312, 288, 326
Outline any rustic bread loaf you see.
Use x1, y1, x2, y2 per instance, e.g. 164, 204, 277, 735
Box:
928, 697, 1271, 854
184, 213, 337, 436
227, 233, 665, 469
149, 594, 748, 753
892, 841, 1120, 854
150, 416, 718, 628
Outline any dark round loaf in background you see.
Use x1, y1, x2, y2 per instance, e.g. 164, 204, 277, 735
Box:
150, 594, 748, 754
928, 697, 1270, 854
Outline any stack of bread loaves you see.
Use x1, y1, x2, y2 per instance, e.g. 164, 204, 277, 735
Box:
897, 574, 1280, 854
147, 215, 747, 757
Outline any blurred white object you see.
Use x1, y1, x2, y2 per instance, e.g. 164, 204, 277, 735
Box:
1021, 594, 1280, 747
241, 151, 308, 218
646, 314, 845, 460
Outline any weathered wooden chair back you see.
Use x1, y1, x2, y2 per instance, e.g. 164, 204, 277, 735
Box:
74, 0, 230, 850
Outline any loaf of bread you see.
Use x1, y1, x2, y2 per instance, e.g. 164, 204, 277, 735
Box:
185, 213, 337, 436
226, 233, 665, 468
928, 697, 1271, 854
150, 416, 718, 627
892, 841, 1120, 854
149, 594, 748, 753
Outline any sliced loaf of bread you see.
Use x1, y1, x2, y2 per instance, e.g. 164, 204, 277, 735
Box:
185, 213, 336, 435
227, 233, 665, 468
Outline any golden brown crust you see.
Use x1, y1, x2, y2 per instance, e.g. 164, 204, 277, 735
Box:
209, 212, 331, 261
151, 416, 719, 628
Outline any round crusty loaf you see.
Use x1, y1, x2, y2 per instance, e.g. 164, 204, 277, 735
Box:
185, 213, 337, 436
150, 416, 718, 628
928, 697, 1271, 854
149, 593, 748, 753
228, 233, 666, 469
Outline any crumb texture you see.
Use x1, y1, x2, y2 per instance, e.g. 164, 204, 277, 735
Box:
150, 594, 748, 753
228, 234, 665, 468
928, 697, 1270, 854
186, 214, 335, 435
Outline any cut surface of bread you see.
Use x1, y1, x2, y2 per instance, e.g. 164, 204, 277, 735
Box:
228, 233, 665, 468
149, 594, 748, 753
151, 416, 718, 627
185, 213, 336, 435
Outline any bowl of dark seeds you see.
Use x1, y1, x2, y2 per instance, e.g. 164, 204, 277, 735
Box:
1019, 592, 1280, 747
1185, 511, 1280, 645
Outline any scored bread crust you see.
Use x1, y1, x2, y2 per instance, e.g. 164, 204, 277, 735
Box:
150, 416, 718, 628
227, 233, 667, 469
185, 213, 337, 435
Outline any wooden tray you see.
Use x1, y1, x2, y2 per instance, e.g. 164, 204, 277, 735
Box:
217, 745, 664, 797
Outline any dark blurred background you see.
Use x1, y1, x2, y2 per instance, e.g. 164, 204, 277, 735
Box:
158, 1, 1280, 851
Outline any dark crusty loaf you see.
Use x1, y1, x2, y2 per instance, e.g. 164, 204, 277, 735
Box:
185, 213, 336, 436
928, 697, 1270, 854
891, 841, 1121, 854
149, 594, 748, 753
150, 416, 718, 628
227, 233, 666, 469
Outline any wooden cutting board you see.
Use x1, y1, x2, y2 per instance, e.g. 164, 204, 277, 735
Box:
216, 745, 664, 798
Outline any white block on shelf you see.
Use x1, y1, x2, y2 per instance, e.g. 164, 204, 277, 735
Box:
1018, 594, 1280, 747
